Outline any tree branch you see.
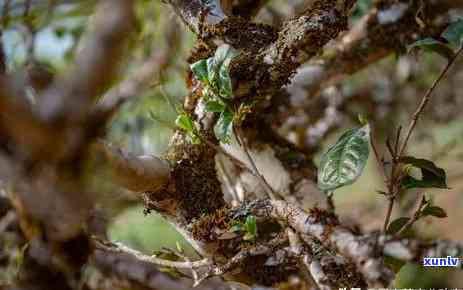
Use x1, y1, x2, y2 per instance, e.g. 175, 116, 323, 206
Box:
287, 0, 462, 102
92, 238, 229, 290
95, 142, 171, 193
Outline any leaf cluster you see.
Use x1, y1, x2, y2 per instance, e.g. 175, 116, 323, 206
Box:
190, 45, 239, 143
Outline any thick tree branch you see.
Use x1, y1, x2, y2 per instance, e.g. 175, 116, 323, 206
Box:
245, 199, 393, 286
96, 142, 171, 193
288, 0, 462, 102
230, 0, 355, 98
243, 198, 463, 286
92, 239, 230, 290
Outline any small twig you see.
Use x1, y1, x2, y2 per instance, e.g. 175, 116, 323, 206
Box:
382, 196, 395, 233
385, 137, 395, 159
398, 45, 463, 157
161, 246, 200, 282
93, 238, 212, 270
370, 130, 389, 185
382, 46, 462, 234
195, 235, 287, 286
326, 192, 335, 213
234, 127, 279, 200
393, 126, 402, 158
287, 229, 321, 289
396, 193, 427, 236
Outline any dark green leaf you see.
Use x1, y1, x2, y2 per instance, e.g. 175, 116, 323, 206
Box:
442, 19, 463, 48
400, 157, 447, 190
387, 217, 410, 235
217, 51, 236, 98
190, 59, 209, 83
205, 100, 226, 113
421, 205, 447, 218
318, 125, 370, 191
214, 109, 234, 143
407, 37, 455, 60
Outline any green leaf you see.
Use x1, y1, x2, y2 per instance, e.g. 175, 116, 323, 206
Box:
207, 57, 218, 89
317, 124, 371, 191
217, 53, 236, 98
208, 44, 238, 98
387, 217, 410, 235
407, 37, 455, 60
205, 100, 226, 113
190, 59, 209, 83
421, 205, 447, 218
244, 215, 257, 241
190, 44, 238, 99
176, 114, 200, 143
442, 19, 463, 48
175, 114, 195, 133
400, 157, 447, 190
214, 109, 234, 143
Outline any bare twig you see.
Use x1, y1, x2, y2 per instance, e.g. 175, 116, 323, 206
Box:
396, 193, 427, 236
93, 238, 212, 269
380, 46, 463, 234
393, 126, 402, 158
382, 196, 396, 233
195, 234, 287, 286
92, 239, 229, 290
234, 127, 279, 200
399, 46, 463, 157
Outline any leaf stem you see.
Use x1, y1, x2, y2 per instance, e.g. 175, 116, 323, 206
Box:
234, 127, 279, 201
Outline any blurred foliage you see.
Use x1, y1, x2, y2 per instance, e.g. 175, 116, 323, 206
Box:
108, 206, 196, 257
